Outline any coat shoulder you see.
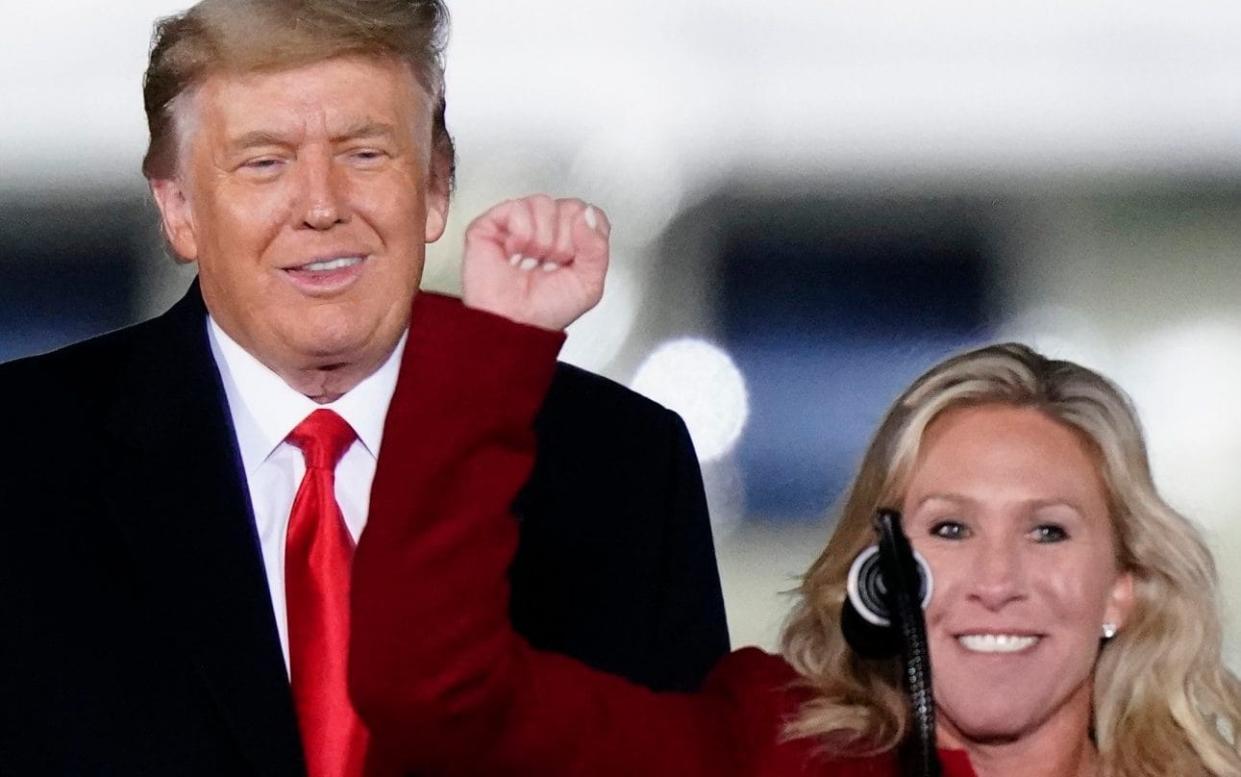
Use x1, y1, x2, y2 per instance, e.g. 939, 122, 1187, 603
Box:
545, 361, 680, 427
0, 284, 200, 412
530, 361, 700, 490
0, 323, 152, 439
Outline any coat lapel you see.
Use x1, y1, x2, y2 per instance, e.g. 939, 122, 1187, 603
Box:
100, 283, 306, 777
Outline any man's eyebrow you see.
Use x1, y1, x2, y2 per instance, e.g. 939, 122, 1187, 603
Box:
332, 121, 398, 142
224, 122, 398, 152
226, 130, 293, 152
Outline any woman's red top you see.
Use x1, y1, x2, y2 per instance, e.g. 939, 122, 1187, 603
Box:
351, 294, 977, 777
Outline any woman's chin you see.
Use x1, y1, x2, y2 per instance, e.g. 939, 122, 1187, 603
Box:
936, 699, 1042, 747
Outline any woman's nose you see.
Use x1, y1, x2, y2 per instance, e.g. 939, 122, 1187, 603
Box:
966, 539, 1027, 610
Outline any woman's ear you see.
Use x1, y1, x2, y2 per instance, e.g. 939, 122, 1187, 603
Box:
1104, 571, 1136, 634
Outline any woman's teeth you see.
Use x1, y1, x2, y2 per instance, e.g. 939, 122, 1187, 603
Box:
301, 256, 363, 272
957, 634, 1039, 653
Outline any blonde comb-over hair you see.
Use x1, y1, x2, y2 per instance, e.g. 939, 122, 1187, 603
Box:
141, 0, 454, 193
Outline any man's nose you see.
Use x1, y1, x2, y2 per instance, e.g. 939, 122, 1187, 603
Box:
297, 152, 349, 230
967, 538, 1027, 610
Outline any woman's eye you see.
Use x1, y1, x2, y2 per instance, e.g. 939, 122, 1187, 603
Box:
1031, 524, 1069, 543
930, 521, 968, 540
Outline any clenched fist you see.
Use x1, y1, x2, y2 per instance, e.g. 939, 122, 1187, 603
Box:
462, 195, 610, 331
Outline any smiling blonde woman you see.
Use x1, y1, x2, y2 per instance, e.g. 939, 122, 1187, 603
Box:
783, 343, 1241, 776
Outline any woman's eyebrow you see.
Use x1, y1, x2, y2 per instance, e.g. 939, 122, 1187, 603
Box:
913, 492, 972, 509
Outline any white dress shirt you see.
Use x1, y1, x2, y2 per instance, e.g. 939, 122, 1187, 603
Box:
207, 317, 405, 672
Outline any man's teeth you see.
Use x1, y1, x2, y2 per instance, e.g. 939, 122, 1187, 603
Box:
958, 634, 1039, 653
301, 256, 363, 272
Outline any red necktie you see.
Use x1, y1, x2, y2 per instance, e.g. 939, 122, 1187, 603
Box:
285, 409, 368, 777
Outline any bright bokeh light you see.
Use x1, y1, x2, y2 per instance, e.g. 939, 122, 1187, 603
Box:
630, 338, 749, 463
1120, 319, 1241, 526
560, 260, 640, 372
1125, 319, 1241, 440
1119, 319, 1241, 673
998, 304, 1114, 374
567, 122, 686, 247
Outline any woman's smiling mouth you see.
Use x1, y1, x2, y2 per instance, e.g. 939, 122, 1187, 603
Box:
956, 633, 1042, 653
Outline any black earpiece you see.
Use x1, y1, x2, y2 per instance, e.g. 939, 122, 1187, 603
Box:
843, 539, 933, 658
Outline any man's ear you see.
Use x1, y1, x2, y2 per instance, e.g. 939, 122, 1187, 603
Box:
424, 183, 449, 244
149, 178, 199, 263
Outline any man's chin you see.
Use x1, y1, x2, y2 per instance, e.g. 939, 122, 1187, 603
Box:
282, 310, 386, 358
278, 355, 372, 401
262, 326, 393, 397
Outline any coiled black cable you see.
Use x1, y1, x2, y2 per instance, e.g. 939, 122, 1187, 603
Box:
873, 509, 941, 777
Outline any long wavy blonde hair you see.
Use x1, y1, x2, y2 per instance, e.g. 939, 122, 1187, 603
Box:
781, 343, 1241, 776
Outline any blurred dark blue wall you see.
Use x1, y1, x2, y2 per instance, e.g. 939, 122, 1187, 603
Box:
712, 195, 996, 519
0, 198, 149, 363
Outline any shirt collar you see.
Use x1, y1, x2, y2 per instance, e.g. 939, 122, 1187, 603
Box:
207, 316, 405, 476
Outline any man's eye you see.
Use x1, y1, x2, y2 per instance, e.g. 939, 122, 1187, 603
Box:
242, 158, 283, 172
930, 521, 968, 540
349, 149, 387, 164
1031, 524, 1068, 543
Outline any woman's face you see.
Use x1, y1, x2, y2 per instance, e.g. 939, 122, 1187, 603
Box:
900, 404, 1133, 746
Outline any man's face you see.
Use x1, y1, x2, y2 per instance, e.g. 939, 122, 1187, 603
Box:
152, 55, 448, 399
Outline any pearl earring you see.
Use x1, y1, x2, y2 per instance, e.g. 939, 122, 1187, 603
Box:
1101, 623, 1118, 640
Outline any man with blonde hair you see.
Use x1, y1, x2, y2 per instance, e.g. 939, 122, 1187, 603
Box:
0, 2, 727, 774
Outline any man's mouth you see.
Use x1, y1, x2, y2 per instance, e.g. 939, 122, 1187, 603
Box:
281, 254, 370, 294
292, 255, 366, 272
956, 633, 1041, 653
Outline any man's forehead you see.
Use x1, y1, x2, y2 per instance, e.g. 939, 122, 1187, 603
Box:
203, 57, 420, 102
227, 119, 393, 144
188, 58, 432, 140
